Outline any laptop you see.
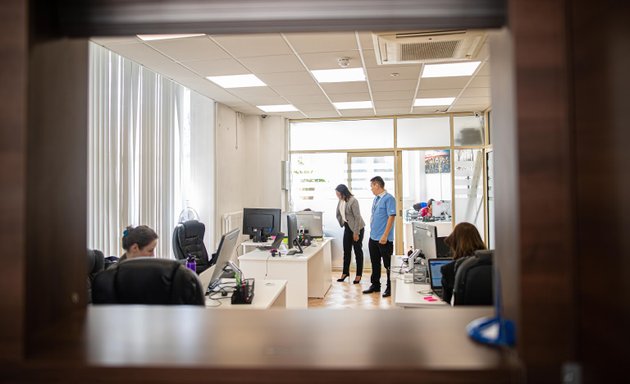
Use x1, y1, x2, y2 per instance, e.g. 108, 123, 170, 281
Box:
256, 232, 285, 250
427, 258, 453, 297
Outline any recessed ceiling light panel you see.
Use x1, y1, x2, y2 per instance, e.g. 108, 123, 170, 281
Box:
333, 101, 373, 110
137, 34, 205, 41
257, 104, 298, 112
206, 74, 266, 89
311, 68, 366, 83
414, 97, 456, 107
421, 61, 481, 78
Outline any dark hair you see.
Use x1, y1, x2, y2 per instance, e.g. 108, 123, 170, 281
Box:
122, 225, 158, 251
335, 184, 353, 201
444, 222, 485, 260
370, 176, 385, 188
427, 198, 435, 207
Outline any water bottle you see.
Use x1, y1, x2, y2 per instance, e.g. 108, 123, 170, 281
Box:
186, 254, 197, 273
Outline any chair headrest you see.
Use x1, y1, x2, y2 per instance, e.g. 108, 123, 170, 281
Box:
474, 249, 494, 263
92, 257, 205, 305
87, 249, 105, 275
181, 220, 205, 238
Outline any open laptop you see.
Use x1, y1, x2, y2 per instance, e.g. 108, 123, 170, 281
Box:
256, 232, 285, 250
427, 258, 453, 297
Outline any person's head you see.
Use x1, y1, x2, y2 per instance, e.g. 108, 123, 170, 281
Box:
370, 176, 385, 196
122, 225, 159, 258
335, 184, 353, 201
444, 222, 485, 260
427, 198, 435, 208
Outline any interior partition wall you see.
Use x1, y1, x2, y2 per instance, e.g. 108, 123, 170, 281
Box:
289, 113, 491, 264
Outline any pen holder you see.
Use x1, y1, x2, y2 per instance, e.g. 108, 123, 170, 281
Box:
231, 278, 255, 304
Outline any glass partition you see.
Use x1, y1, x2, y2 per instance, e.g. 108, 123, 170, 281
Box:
454, 115, 484, 146
290, 119, 393, 151
454, 149, 485, 239
396, 116, 450, 148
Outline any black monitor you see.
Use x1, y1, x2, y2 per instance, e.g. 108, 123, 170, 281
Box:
286, 212, 302, 252
207, 228, 241, 291
242, 208, 281, 242
412, 222, 438, 259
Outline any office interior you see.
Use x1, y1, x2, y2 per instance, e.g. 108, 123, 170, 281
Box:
2, 1, 628, 383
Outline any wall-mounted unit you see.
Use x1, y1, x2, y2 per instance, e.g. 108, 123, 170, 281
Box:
372, 30, 485, 65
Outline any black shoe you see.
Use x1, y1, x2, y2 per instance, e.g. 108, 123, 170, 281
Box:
382, 288, 391, 298
336, 274, 349, 282
353, 276, 362, 284
362, 286, 380, 294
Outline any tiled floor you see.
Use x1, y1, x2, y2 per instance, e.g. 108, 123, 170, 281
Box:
308, 271, 397, 309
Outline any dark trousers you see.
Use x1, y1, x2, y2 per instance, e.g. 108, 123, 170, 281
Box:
342, 223, 364, 276
368, 239, 393, 289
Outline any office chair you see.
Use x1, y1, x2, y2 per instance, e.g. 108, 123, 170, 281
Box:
172, 220, 213, 274
453, 250, 494, 306
87, 249, 105, 303
91, 257, 205, 305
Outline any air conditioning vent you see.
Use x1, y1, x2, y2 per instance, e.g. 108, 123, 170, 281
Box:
373, 30, 485, 65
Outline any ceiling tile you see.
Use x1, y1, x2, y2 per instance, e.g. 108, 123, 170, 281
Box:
287, 94, 331, 104
417, 88, 461, 98
450, 105, 487, 113
419, 77, 471, 90
285, 32, 359, 53
227, 88, 287, 104
239, 55, 304, 74
146, 36, 230, 61
374, 100, 413, 109
257, 71, 315, 86
181, 58, 248, 76
320, 82, 369, 94
329, 93, 371, 102
303, 110, 341, 118
375, 107, 413, 116
91, 37, 139, 46
371, 79, 417, 92
413, 106, 450, 114
460, 88, 491, 98
279, 111, 308, 119
340, 109, 376, 117
357, 32, 375, 49
298, 51, 361, 70
372, 90, 414, 101
476, 62, 491, 76
367, 66, 420, 81
211, 34, 292, 58
468, 76, 490, 88
271, 84, 323, 96
454, 96, 491, 106
105, 43, 173, 66
293, 102, 334, 111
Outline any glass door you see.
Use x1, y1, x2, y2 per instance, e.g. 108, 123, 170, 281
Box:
347, 152, 396, 257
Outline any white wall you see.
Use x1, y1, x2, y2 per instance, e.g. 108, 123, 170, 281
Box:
215, 104, 287, 244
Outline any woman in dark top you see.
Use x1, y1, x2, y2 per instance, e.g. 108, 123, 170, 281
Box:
335, 184, 366, 284
118, 225, 159, 262
440, 222, 485, 303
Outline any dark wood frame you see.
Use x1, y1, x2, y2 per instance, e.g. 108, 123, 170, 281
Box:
1, 0, 628, 383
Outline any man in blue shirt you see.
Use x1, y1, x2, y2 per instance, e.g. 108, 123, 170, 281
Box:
363, 176, 396, 297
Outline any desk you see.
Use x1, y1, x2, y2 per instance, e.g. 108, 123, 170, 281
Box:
238, 237, 333, 308
205, 279, 287, 309
394, 276, 448, 309
241, 238, 273, 254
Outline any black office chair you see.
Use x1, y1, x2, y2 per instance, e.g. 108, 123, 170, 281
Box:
87, 249, 105, 303
172, 220, 213, 274
453, 250, 494, 306
91, 257, 205, 305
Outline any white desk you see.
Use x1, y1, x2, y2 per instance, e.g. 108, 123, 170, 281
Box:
205, 279, 287, 309
238, 237, 333, 309
241, 239, 274, 254
394, 276, 448, 309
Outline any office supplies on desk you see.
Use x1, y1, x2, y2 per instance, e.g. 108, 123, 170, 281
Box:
257, 232, 285, 250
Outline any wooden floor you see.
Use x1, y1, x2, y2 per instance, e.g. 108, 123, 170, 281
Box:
308, 271, 397, 309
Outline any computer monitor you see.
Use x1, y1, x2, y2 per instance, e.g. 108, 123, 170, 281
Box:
412, 222, 438, 259
207, 228, 241, 291
286, 212, 297, 249
295, 211, 324, 238
242, 208, 281, 242
432, 200, 452, 218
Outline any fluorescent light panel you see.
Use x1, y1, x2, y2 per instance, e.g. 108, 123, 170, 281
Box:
311, 68, 365, 83
422, 61, 481, 78
333, 101, 373, 110
206, 74, 266, 88
414, 97, 456, 107
137, 34, 205, 41
257, 104, 298, 112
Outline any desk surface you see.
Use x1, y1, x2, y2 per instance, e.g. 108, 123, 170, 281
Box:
394, 277, 448, 308
205, 279, 286, 309
239, 237, 332, 262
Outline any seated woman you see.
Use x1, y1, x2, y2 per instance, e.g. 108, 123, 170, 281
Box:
440, 222, 485, 304
420, 198, 435, 218
119, 225, 159, 262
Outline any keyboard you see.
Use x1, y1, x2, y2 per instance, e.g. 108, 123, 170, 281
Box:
257, 245, 274, 250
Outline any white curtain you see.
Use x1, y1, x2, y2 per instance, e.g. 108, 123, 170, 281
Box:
88, 43, 213, 258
